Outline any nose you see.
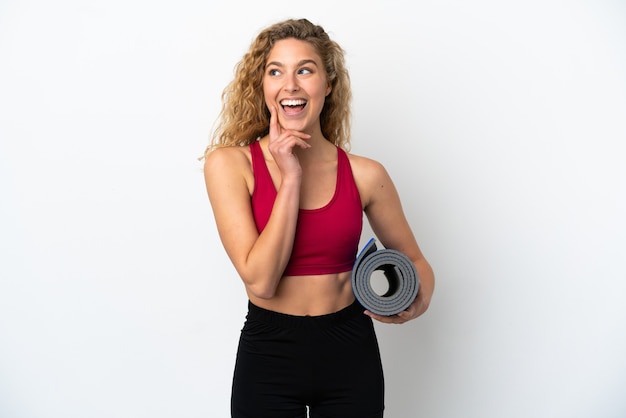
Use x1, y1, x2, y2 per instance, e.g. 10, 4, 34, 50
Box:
283, 73, 300, 93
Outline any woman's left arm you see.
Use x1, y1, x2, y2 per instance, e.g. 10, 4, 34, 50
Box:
351, 155, 435, 324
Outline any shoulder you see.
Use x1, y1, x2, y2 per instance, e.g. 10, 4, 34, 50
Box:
204, 145, 252, 173
346, 151, 397, 208
204, 145, 254, 192
346, 152, 390, 183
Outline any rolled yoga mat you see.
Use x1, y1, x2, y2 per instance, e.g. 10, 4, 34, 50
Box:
351, 238, 420, 316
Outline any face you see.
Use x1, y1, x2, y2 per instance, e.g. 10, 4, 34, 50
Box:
263, 38, 332, 133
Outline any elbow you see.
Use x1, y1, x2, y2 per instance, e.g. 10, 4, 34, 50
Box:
249, 288, 277, 300
237, 263, 283, 300
245, 279, 278, 300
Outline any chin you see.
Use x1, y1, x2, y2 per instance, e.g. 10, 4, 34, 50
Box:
279, 119, 308, 132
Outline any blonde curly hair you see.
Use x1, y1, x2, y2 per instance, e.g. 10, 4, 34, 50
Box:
204, 18, 352, 155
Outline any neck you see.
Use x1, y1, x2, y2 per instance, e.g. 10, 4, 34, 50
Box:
294, 134, 336, 162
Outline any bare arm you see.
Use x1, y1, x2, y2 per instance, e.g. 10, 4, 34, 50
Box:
352, 155, 435, 324
203, 106, 310, 299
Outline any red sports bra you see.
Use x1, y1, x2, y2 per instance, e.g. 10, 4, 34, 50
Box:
250, 140, 363, 276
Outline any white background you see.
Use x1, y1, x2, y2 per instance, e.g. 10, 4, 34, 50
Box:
1, 0, 625, 417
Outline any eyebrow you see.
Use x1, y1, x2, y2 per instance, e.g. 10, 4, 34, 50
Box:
265, 59, 319, 69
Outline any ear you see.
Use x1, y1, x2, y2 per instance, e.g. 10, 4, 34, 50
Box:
326, 83, 332, 96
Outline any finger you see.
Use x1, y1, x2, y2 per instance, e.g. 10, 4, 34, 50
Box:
277, 127, 311, 145
364, 311, 404, 324
269, 105, 279, 138
396, 312, 412, 323
398, 306, 415, 319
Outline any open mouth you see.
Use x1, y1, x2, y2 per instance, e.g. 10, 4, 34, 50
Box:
280, 99, 307, 115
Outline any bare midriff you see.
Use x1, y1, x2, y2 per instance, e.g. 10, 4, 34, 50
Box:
248, 270, 356, 316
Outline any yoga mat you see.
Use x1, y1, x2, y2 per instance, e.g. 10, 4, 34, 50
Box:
351, 238, 420, 316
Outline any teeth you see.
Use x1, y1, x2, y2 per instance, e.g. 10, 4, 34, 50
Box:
280, 99, 306, 106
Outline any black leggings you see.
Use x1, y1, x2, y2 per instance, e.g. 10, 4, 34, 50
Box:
231, 300, 385, 418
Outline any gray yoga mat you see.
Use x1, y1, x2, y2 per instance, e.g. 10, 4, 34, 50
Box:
351, 238, 420, 316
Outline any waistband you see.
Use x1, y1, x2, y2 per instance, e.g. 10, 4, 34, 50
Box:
246, 299, 365, 329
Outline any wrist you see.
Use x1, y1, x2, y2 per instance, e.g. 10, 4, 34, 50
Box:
280, 174, 302, 189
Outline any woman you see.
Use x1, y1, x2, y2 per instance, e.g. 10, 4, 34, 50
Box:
203, 18, 434, 418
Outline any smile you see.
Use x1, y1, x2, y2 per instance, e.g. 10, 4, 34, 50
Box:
279, 99, 307, 116
280, 99, 307, 109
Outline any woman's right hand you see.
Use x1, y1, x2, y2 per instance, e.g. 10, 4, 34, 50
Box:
267, 105, 311, 178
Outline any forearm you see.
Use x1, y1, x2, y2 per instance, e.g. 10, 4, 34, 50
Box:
414, 258, 435, 316
240, 177, 301, 298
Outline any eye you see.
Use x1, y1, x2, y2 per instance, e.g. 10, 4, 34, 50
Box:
268, 68, 281, 76
298, 67, 313, 75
